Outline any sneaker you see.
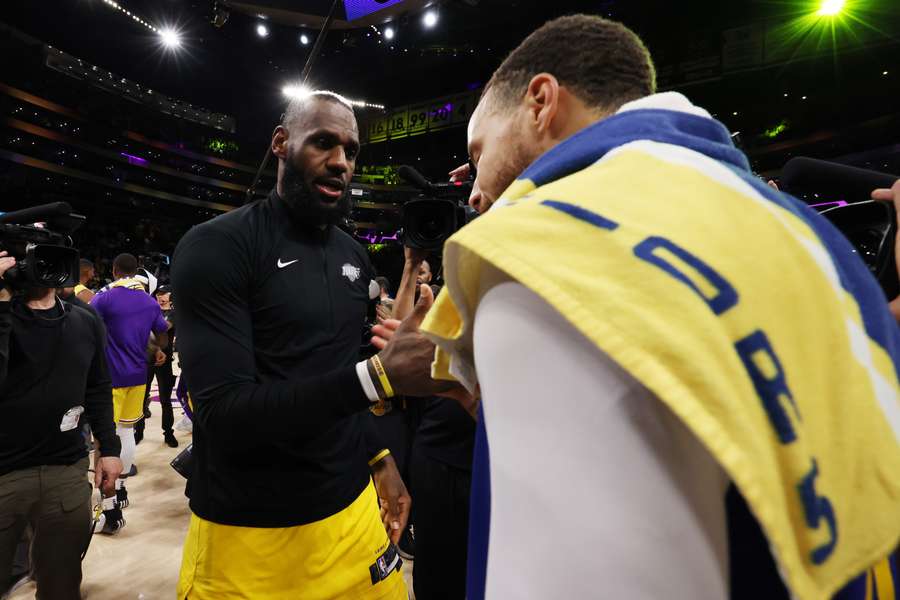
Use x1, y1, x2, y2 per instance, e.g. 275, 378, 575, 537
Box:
164, 433, 179, 448
116, 484, 129, 509
175, 417, 193, 433
95, 495, 126, 535
99, 507, 126, 535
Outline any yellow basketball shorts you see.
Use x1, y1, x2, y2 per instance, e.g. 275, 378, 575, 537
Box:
177, 480, 407, 600
112, 385, 145, 425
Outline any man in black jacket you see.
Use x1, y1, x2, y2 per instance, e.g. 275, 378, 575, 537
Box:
172, 91, 447, 599
137, 286, 178, 448
0, 250, 122, 599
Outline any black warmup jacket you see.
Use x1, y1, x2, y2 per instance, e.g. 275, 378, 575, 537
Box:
0, 297, 119, 475
172, 191, 384, 527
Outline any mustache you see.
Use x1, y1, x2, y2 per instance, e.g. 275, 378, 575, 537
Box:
281, 160, 351, 225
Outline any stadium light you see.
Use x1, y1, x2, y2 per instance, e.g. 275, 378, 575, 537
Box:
99, 0, 159, 33
384, 26, 395, 40
159, 28, 182, 49
281, 84, 385, 110
423, 10, 438, 28
256, 23, 269, 38
282, 84, 311, 99
300, 33, 310, 45
816, 0, 845, 16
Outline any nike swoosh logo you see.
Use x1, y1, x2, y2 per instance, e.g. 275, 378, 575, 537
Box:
277, 258, 299, 269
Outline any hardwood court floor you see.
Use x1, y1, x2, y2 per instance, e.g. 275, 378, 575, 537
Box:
11, 379, 415, 599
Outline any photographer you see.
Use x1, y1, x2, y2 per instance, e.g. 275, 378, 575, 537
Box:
0, 250, 122, 599
374, 14, 900, 600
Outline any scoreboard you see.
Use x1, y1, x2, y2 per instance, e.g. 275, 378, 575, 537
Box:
343, 0, 407, 21
362, 88, 481, 145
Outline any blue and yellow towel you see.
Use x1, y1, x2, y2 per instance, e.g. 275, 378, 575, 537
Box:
421, 92, 900, 599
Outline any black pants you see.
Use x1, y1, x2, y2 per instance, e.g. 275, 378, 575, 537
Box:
411, 448, 471, 600
139, 361, 176, 436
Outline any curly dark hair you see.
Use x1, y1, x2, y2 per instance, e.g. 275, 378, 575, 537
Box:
484, 14, 656, 114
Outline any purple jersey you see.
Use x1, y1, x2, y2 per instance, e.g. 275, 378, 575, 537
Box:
91, 287, 168, 388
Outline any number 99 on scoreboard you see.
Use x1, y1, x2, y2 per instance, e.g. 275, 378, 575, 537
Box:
362, 89, 481, 144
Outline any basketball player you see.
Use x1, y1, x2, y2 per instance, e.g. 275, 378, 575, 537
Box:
172, 91, 447, 599
373, 15, 900, 600
91, 253, 169, 524
74, 259, 95, 304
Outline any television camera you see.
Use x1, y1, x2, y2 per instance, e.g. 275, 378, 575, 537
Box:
398, 165, 478, 250
0, 202, 84, 290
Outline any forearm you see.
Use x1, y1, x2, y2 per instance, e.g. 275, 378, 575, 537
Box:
393, 259, 422, 321
191, 364, 372, 440
361, 412, 390, 465
86, 389, 120, 457
154, 331, 169, 350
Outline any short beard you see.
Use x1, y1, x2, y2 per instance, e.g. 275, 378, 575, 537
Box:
497, 138, 536, 202
280, 159, 351, 226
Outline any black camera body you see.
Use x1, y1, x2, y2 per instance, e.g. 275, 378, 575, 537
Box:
0, 202, 84, 290
782, 157, 900, 299
398, 165, 477, 250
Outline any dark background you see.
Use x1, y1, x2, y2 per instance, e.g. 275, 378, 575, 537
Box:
1, 0, 899, 286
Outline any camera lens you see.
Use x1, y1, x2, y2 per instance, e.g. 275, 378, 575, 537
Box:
402, 198, 457, 250
35, 257, 65, 286
419, 215, 447, 241
30, 245, 79, 287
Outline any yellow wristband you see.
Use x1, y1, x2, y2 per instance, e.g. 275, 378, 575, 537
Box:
368, 448, 391, 467
370, 355, 395, 399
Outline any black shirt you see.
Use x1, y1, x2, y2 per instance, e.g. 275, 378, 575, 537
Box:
0, 297, 120, 475
161, 309, 175, 363
172, 191, 382, 527
63, 293, 97, 315
415, 398, 475, 470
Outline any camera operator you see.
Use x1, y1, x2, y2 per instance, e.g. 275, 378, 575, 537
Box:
171, 91, 447, 599
372, 14, 900, 600
0, 250, 122, 599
